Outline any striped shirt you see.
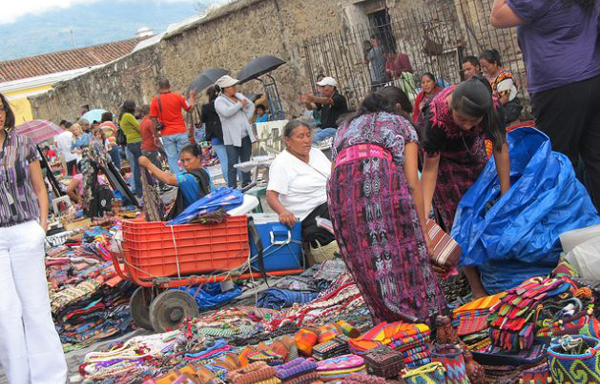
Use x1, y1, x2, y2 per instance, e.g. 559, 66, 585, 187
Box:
0, 131, 40, 227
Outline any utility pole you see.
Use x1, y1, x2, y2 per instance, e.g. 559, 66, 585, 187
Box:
70, 29, 76, 48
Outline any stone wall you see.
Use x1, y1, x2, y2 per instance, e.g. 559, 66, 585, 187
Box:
29, 0, 343, 122
29, 0, 527, 122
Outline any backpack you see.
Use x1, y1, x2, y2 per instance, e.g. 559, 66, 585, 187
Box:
88, 185, 114, 218
116, 126, 127, 146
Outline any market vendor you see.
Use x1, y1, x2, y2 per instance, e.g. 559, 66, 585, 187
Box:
139, 144, 211, 218
266, 120, 336, 247
66, 173, 107, 205
421, 76, 510, 299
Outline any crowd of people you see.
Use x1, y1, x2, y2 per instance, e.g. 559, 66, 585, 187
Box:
1, 0, 600, 381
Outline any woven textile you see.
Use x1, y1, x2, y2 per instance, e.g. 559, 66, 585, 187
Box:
431, 344, 469, 384
548, 336, 600, 384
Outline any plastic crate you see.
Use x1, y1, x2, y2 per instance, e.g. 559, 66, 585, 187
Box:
249, 213, 303, 272
121, 215, 249, 280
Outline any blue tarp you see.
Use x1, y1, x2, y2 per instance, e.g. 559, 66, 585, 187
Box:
167, 188, 243, 225
175, 283, 242, 311
452, 127, 600, 293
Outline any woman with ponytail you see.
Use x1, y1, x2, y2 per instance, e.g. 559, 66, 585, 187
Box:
327, 87, 447, 325
421, 76, 510, 299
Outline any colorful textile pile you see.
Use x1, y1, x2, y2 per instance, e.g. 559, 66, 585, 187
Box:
489, 277, 572, 351
274, 358, 318, 383
454, 292, 504, 352
348, 321, 432, 368
45, 221, 137, 350
278, 274, 371, 329
315, 354, 366, 382
489, 276, 596, 352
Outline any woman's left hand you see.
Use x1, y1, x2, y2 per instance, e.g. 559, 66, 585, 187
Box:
40, 218, 48, 232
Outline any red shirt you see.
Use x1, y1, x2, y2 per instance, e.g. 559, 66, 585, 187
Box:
140, 116, 158, 152
150, 92, 191, 136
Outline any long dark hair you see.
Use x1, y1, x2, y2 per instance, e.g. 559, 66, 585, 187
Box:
180, 143, 202, 158
0, 93, 16, 132
451, 75, 505, 150
206, 86, 218, 102
119, 100, 136, 120
341, 92, 395, 124
479, 49, 502, 67
377, 86, 413, 116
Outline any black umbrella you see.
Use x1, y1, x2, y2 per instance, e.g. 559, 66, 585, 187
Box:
237, 55, 286, 84
186, 68, 228, 97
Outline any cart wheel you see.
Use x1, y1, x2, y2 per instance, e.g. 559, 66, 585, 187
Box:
130, 287, 154, 331
149, 290, 199, 333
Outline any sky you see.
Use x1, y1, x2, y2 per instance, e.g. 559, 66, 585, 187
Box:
0, 0, 224, 24
0, 0, 230, 60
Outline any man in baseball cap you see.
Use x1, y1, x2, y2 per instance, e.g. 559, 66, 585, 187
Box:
301, 76, 348, 143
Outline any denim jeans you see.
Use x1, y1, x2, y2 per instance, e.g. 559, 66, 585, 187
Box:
126, 141, 142, 196
109, 146, 121, 170
162, 132, 189, 173
312, 128, 338, 143
211, 138, 229, 185
225, 136, 252, 189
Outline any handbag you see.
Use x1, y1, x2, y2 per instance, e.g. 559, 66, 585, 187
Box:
430, 345, 469, 384
548, 335, 600, 384
426, 219, 461, 269
401, 361, 447, 384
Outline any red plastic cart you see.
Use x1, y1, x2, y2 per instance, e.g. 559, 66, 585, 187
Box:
111, 215, 303, 332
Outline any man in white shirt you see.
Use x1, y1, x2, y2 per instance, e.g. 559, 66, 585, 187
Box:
55, 121, 77, 175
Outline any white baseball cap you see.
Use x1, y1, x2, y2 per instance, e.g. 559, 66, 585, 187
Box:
316, 76, 337, 87
215, 75, 239, 89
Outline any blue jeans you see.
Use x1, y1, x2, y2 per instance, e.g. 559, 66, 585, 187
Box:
109, 146, 121, 169
211, 138, 228, 185
162, 132, 189, 173
126, 142, 142, 196
312, 128, 338, 143
225, 136, 252, 189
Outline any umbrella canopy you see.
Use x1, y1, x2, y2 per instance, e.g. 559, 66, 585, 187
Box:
237, 56, 286, 84
15, 119, 63, 145
81, 109, 108, 124
186, 68, 228, 97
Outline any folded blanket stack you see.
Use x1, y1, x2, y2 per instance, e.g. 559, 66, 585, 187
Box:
453, 292, 505, 352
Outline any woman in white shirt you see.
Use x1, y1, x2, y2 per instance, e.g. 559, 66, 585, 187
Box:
214, 75, 256, 189
267, 120, 336, 247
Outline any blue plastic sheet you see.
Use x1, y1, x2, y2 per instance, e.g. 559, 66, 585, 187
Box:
166, 188, 243, 225
175, 283, 241, 311
257, 288, 319, 310
452, 127, 600, 293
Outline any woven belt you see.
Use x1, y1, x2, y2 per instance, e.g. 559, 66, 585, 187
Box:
336, 144, 391, 166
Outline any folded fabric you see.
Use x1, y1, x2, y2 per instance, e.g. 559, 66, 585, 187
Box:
275, 358, 318, 381
227, 361, 278, 384
282, 372, 321, 384
257, 288, 319, 311
337, 373, 386, 384
455, 310, 490, 336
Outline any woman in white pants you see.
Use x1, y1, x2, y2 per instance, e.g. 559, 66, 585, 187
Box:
0, 93, 67, 383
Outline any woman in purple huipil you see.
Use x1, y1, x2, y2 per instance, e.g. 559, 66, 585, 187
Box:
327, 86, 447, 324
